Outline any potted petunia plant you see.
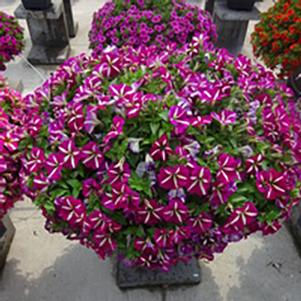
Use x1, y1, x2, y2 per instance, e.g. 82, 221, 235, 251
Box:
21, 37, 301, 279
89, 0, 217, 56
0, 11, 24, 71
0, 76, 27, 270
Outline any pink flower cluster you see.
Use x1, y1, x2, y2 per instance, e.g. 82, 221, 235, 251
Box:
0, 11, 24, 70
22, 37, 301, 271
89, 0, 216, 56
0, 76, 26, 220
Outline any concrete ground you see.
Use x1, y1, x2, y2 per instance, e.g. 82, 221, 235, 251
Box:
1, 0, 301, 301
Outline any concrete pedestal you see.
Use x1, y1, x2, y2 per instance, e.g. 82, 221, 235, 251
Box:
213, 1, 259, 56
63, 0, 78, 38
205, 0, 216, 14
0, 216, 16, 271
14, 0, 71, 65
116, 258, 201, 289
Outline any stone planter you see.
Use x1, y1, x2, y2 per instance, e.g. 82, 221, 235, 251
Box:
116, 258, 201, 289
0, 216, 15, 271
227, 0, 256, 11
21, 0, 53, 10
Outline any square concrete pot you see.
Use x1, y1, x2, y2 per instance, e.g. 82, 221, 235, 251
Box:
116, 258, 201, 289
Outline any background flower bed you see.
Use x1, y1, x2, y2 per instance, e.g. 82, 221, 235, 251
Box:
89, 0, 216, 56
0, 11, 24, 71
251, 0, 301, 78
21, 37, 301, 271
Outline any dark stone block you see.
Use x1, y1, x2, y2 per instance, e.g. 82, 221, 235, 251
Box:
116, 258, 201, 289
213, 1, 259, 55
0, 216, 16, 271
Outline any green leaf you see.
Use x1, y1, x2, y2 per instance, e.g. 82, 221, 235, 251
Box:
67, 179, 82, 198
159, 110, 169, 122
129, 172, 152, 197
150, 123, 160, 135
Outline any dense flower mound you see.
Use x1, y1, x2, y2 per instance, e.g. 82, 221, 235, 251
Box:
89, 0, 216, 56
0, 11, 24, 70
22, 38, 301, 270
0, 78, 26, 219
251, 0, 301, 78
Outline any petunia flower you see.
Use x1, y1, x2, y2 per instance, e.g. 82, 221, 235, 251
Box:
187, 165, 211, 196
153, 228, 174, 248
93, 229, 117, 259
188, 212, 213, 234
26, 148, 45, 173
67, 103, 84, 132
224, 202, 258, 231
245, 154, 264, 175
162, 198, 189, 224
149, 134, 173, 161
0, 131, 19, 152
107, 160, 131, 185
210, 181, 237, 208
136, 199, 164, 225
33, 173, 49, 191
169, 105, 191, 134
82, 142, 104, 170
103, 116, 125, 145
109, 84, 135, 105
211, 110, 237, 126
55, 196, 86, 227
216, 153, 241, 185
45, 153, 65, 181
256, 169, 292, 200
158, 165, 189, 190
58, 139, 82, 170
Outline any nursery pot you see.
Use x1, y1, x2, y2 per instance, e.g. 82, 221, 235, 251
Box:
21, 0, 53, 10
116, 258, 201, 289
227, 0, 256, 11
0, 216, 15, 271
